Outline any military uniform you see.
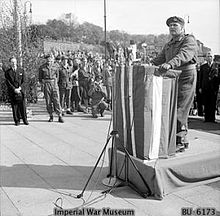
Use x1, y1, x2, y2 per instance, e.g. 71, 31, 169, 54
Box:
152, 16, 198, 150
58, 64, 73, 113
39, 61, 62, 119
88, 82, 107, 118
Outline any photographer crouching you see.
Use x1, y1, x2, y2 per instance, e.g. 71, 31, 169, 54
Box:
88, 75, 108, 118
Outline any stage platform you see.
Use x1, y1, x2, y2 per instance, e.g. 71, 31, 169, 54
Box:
112, 129, 220, 199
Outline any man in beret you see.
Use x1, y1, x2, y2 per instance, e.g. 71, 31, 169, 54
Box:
39, 54, 64, 123
152, 16, 198, 153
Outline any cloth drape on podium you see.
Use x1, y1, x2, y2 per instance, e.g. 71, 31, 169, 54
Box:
113, 65, 180, 160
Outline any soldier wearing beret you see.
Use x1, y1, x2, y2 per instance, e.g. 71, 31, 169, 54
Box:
152, 16, 198, 153
39, 54, 64, 123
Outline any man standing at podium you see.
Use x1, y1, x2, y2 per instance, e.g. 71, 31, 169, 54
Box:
152, 16, 198, 152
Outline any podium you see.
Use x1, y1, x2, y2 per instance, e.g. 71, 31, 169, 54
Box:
113, 65, 180, 160
106, 65, 219, 199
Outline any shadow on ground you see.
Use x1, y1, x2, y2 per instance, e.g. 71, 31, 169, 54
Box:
0, 164, 109, 191
188, 117, 220, 135
0, 163, 150, 200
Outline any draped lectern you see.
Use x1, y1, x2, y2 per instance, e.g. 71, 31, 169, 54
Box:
107, 65, 219, 200
113, 65, 180, 160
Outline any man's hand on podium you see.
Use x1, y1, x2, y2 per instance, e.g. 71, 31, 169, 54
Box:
158, 63, 171, 73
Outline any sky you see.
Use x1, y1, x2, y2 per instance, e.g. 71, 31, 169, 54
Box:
20, 0, 220, 54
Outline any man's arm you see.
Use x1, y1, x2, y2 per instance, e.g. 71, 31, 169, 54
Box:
5, 70, 16, 92
151, 46, 166, 66
167, 35, 198, 69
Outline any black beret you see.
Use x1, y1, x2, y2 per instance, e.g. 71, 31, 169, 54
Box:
166, 16, 185, 26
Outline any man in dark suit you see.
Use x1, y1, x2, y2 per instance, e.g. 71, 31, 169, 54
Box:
199, 52, 219, 123
5, 57, 29, 126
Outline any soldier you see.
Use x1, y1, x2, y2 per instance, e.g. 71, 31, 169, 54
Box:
78, 57, 92, 113
152, 16, 198, 152
70, 58, 83, 112
88, 75, 107, 118
58, 56, 73, 115
39, 54, 64, 123
102, 60, 113, 109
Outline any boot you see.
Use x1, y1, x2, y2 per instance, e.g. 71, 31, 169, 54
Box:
58, 116, 64, 123
100, 109, 104, 117
48, 116, 53, 122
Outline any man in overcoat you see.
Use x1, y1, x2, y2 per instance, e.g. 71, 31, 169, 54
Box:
5, 57, 29, 126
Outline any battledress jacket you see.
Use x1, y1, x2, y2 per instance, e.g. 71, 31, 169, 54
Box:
152, 33, 198, 133
152, 34, 198, 70
38, 62, 60, 89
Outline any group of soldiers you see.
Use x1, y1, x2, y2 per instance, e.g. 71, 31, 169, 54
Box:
38, 51, 113, 122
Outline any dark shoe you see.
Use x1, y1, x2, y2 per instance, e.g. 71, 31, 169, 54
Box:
100, 110, 104, 117
176, 144, 185, 153
184, 143, 189, 149
58, 116, 64, 123
66, 110, 73, 115
92, 114, 98, 118
15, 121, 20, 126
48, 116, 53, 122
62, 112, 65, 116
23, 121, 29, 125
77, 106, 84, 112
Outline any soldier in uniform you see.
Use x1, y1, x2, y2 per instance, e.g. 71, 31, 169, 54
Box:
58, 55, 73, 115
88, 75, 107, 118
78, 57, 92, 113
152, 16, 198, 152
39, 54, 64, 123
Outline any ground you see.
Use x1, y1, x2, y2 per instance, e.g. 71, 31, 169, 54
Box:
0, 100, 220, 216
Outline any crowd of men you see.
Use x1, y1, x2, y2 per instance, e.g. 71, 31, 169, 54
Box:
38, 50, 113, 122
2, 17, 220, 157
3, 49, 220, 125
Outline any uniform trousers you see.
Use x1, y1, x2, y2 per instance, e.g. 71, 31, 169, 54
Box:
91, 101, 108, 117
43, 81, 62, 116
177, 68, 197, 143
